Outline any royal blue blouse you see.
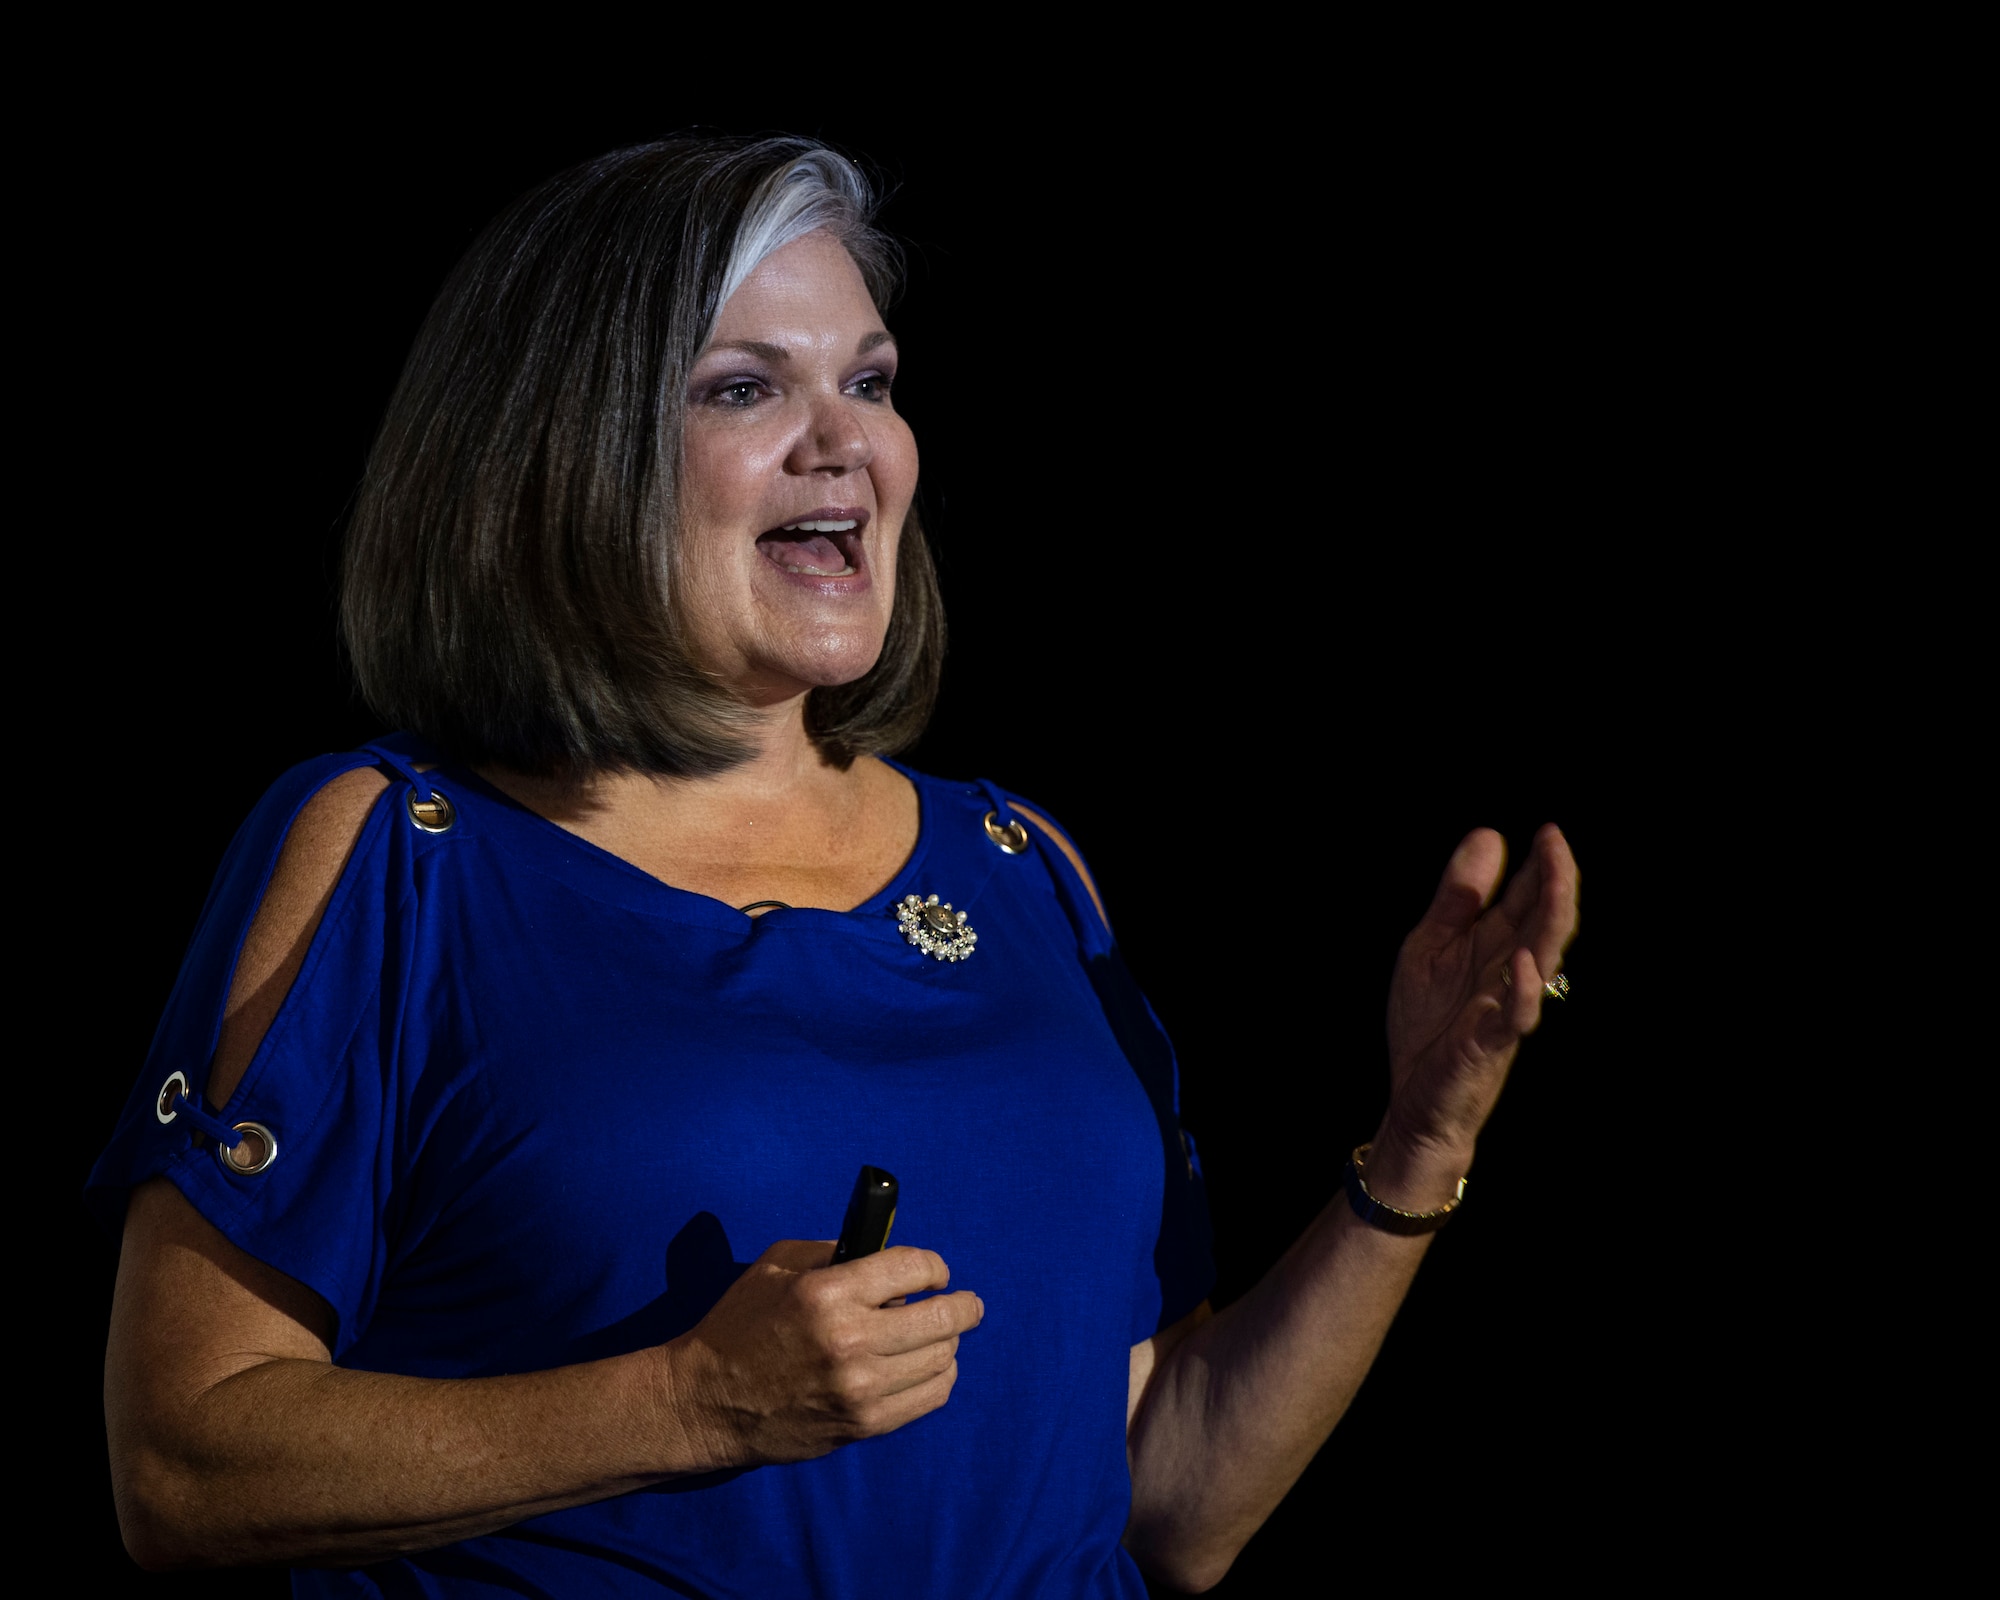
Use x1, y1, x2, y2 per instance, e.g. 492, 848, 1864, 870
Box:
89, 738, 1213, 1597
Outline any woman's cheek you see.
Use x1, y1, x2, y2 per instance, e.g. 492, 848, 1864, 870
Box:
685, 413, 792, 517
875, 415, 920, 521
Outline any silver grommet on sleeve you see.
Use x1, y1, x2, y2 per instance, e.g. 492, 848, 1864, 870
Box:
406, 790, 455, 833
215, 1122, 279, 1176
156, 1071, 189, 1124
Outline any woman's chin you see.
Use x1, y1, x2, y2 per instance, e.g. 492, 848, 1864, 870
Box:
733, 639, 889, 705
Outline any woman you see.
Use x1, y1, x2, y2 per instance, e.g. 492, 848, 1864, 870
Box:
92, 137, 1577, 1596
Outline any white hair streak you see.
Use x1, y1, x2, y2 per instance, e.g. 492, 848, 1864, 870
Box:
713, 147, 889, 328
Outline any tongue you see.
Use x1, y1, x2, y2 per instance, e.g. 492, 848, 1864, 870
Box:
758, 533, 847, 572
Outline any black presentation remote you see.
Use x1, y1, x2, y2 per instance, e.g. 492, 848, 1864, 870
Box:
832, 1166, 899, 1262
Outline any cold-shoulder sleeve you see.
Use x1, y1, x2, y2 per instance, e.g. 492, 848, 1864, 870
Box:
994, 786, 1217, 1343
87, 752, 423, 1353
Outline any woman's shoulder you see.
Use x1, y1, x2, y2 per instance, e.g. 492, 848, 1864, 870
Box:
270, 762, 395, 861
206, 759, 396, 1108
84, 745, 418, 1235
1000, 802, 1103, 926
892, 763, 1111, 940
230, 736, 468, 873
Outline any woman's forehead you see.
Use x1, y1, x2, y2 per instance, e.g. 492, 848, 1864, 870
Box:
709, 231, 885, 348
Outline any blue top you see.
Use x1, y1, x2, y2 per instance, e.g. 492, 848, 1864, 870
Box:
89, 737, 1213, 1598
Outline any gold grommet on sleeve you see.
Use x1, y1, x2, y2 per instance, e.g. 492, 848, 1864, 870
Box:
983, 811, 1029, 855
407, 790, 455, 833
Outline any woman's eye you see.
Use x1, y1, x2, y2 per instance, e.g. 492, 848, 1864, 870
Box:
848, 373, 894, 403
714, 380, 765, 408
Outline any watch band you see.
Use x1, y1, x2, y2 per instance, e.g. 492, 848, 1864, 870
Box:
1340, 1143, 1465, 1235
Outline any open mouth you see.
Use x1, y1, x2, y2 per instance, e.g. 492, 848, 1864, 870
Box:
755, 512, 868, 578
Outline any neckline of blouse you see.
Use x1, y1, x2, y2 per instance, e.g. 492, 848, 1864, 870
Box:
416, 753, 940, 933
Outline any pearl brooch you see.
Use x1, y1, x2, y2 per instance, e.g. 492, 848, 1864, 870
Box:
896, 893, 978, 962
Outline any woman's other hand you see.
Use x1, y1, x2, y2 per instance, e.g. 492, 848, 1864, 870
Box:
662, 1242, 984, 1468
1376, 825, 1580, 1187
1124, 824, 1577, 1586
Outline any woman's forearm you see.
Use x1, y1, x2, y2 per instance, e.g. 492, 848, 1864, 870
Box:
113, 1344, 698, 1569
1124, 1130, 1467, 1593
108, 1179, 979, 1571
106, 1179, 724, 1570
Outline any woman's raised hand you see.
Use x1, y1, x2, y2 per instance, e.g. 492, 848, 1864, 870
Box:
662, 1241, 984, 1468
1378, 824, 1580, 1172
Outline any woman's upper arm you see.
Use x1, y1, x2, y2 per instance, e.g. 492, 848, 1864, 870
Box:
206, 766, 389, 1109
1129, 1300, 1214, 1434
112, 1176, 338, 1386
1013, 799, 1214, 1421
105, 1178, 337, 1567
115, 763, 388, 1349
107, 771, 387, 1502
1009, 804, 1111, 936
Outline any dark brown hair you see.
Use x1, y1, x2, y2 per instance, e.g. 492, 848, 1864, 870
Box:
341, 136, 944, 778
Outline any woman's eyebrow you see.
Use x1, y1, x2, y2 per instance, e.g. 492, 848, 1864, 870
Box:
699, 331, 894, 363
703, 338, 791, 364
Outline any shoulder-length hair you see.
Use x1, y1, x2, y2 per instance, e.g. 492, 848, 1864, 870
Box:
340, 136, 944, 779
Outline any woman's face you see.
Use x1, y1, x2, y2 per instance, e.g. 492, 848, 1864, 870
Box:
679, 229, 918, 706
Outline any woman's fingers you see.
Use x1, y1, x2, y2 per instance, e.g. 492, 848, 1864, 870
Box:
867, 1362, 959, 1432
1486, 826, 1577, 975
870, 1336, 963, 1397
1502, 946, 1545, 1036
682, 1237, 983, 1466
1527, 824, 1580, 981
1483, 831, 1577, 1043
832, 1245, 953, 1306
869, 1289, 985, 1356
1418, 829, 1508, 939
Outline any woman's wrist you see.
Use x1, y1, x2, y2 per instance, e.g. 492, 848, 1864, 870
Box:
1357, 1115, 1476, 1215
631, 1339, 742, 1479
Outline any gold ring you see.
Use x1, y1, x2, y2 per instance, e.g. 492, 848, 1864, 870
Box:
1501, 967, 1570, 1000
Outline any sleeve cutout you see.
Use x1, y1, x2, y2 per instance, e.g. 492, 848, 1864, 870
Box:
209, 767, 391, 1110
1010, 804, 1111, 937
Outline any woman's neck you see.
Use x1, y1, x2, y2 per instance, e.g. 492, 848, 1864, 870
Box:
476, 694, 919, 913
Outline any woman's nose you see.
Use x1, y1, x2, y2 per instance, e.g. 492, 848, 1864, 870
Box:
787, 391, 872, 477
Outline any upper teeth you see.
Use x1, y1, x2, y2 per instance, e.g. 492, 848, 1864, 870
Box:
781, 519, 859, 533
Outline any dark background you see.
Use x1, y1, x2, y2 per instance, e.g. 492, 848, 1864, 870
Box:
35, 100, 1740, 1592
